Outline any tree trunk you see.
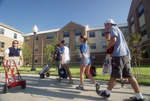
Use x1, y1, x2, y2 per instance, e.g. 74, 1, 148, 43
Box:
135, 60, 139, 77
132, 61, 136, 77
138, 59, 142, 76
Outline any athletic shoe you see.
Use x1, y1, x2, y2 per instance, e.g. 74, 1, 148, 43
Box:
130, 97, 146, 101
76, 85, 84, 90
95, 82, 100, 90
96, 90, 110, 99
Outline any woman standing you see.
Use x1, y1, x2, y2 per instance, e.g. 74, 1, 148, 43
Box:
60, 40, 73, 84
3, 40, 23, 81
76, 35, 100, 90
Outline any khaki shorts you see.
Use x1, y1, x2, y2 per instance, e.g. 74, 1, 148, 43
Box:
6, 57, 20, 68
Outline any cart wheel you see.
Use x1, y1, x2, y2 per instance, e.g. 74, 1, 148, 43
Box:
21, 83, 26, 89
40, 74, 45, 79
3, 83, 9, 93
46, 72, 50, 77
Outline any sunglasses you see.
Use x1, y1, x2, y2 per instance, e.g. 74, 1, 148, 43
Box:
13, 43, 18, 44
104, 23, 108, 26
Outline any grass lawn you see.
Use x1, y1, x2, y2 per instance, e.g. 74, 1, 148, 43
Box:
0, 65, 150, 86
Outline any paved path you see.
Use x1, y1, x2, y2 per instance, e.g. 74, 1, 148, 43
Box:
0, 73, 150, 101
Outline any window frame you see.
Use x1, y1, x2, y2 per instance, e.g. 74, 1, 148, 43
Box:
0, 28, 4, 35
47, 33, 54, 39
89, 32, 95, 38
90, 43, 96, 49
63, 31, 69, 37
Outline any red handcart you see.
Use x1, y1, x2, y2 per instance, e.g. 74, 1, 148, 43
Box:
2, 59, 26, 93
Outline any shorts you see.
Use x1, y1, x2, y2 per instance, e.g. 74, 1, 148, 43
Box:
63, 59, 70, 64
111, 55, 133, 79
7, 57, 20, 68
56, 61, 61, 70
80, 57, 91, 66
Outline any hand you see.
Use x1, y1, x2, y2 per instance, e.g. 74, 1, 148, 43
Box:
82, 63, 85, 67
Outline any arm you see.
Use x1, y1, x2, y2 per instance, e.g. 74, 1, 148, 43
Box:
20, 54, 24, 66
3, 52, 8, 59
61, 54, 64, 65
81, 53, 85, 67
106, 36, 117, 51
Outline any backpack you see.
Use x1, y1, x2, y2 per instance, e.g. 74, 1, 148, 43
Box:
59, 67, 67, 79
86, 65, 97, 78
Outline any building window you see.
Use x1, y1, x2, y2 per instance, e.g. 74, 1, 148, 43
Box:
77, 55, 81, 62
141, 25, 147, 37
138, 4, 144, 17
36, 36, 38, 40
89, 32, 95, 37
90, 43, 96, 49
66, 43, 69, 47
14, 33, 17, 39
35, 48, 38, 51
102, 30, 107, 37
91, 56, 96, 62
131, 16, 134, 26
102, 42, 107, 49
0, 41, 5, 48
0, 28, 4, 35
47, 34, 54, 39
75, 42, 79, 47
75, 30, 82, 36
63, 31, 69, 37
35, 59, 38, 63
25, 37, 30, 42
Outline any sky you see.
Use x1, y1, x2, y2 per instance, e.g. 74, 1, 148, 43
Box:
0, 0, 132, 34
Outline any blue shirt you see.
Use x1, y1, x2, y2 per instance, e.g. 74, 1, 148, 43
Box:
80, 43, 90, 58
110, 26, 130, 57
8, 47, 21, 57
55, 49, 61, 61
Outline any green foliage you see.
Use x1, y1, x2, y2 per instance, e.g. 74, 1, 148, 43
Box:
43, 36, 58, 63
125, 33, 145, 76
21, 43, 32, 66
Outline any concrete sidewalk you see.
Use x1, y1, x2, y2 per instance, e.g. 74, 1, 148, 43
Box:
0, 73, 150, 101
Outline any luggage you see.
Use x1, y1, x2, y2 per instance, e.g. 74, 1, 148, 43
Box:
59, 66, 67, 79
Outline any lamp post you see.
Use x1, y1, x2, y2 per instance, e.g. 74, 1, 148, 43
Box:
30, 25, 38, 71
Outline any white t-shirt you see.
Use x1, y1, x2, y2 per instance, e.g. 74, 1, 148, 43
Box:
61, 46, 70, 60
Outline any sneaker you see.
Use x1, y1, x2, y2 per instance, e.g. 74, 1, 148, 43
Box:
76, 85, 84, 90
96, 90, 110, 99
95, 82, 100, 90
67, 81, 73, 84
130, 97, 146, 101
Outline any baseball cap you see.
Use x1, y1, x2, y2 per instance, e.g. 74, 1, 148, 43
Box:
104, 19, 117, 26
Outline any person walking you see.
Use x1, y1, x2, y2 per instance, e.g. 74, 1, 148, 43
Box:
104, 31, 127, 87
76, 35, 100, 90
60, 40, 73, 84
3, 40, 23, 81
96, 19, 145, 101
54, 44, 62, 80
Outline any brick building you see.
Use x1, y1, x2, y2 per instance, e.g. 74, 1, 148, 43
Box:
127, 0, 150, 64
0, 22, 24, 65
24, 21, 128, 65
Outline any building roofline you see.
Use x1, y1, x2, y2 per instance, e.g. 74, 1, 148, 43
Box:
24, 23, 128, 36
87, 23, 128, 31
0, 22, 24, 36
24, 28, 60, 36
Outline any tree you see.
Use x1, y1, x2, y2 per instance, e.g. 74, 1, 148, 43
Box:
125, 33, 145, 77
43, 36, 58, 63
21, 43, 32, 68
0, 48, 4, 52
